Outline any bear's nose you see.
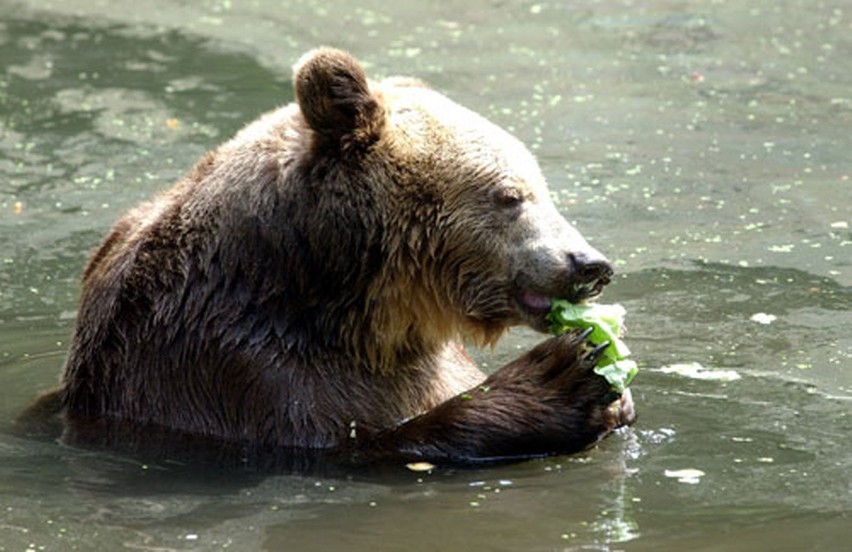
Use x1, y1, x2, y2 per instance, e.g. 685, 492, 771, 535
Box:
568, 251, 613, 299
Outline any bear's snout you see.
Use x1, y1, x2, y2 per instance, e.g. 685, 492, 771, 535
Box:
566, 251, 613, 302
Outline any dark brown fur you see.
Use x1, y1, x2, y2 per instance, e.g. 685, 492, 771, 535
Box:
29, 48, 634, 465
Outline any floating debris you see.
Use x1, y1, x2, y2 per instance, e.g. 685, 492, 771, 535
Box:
406, 462, 435, 472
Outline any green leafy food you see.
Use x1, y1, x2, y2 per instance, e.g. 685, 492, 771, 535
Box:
547, 300, 638, 393
592, 359, 638, 393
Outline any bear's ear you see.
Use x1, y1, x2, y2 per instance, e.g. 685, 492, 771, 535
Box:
293, 48, 384, 152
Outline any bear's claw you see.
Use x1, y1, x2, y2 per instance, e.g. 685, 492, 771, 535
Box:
576, 326, 595, 341
584, 340, 611, 365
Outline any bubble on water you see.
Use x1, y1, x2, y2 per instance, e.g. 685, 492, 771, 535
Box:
664, 468, 705, 484
750, 312, 777, 325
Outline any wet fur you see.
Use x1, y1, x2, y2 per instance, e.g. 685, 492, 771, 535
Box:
25, 48, 634, 464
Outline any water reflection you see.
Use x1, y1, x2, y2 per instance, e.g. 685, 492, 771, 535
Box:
592, 473, 641, 544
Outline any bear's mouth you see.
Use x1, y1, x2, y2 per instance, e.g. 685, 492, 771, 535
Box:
516, 289, 553, 314
514, 277, 609, 331
513, 288, 555, 333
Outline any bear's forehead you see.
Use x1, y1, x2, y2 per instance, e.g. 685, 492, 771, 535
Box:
380, 80, 545, 189
383, 82, 507, 142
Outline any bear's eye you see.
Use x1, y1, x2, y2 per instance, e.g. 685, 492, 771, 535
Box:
491, 187, 524, 209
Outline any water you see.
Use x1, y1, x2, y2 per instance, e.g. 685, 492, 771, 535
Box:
1, 0, 850, 549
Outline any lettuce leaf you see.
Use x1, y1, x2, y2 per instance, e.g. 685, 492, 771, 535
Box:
592, 359, 638, 394
547, 300, 638, 392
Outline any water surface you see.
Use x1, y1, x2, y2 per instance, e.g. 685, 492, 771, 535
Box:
1, 0, 850, 550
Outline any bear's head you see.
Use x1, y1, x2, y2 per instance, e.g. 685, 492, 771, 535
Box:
292, 48, 612, 367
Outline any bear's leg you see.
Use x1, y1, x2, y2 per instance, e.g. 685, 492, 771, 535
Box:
362, 331, 636, 463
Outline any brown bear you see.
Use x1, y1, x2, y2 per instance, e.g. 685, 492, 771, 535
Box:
36, 48, 635, 465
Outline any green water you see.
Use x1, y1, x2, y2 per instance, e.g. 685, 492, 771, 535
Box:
1, 0, 850, 550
